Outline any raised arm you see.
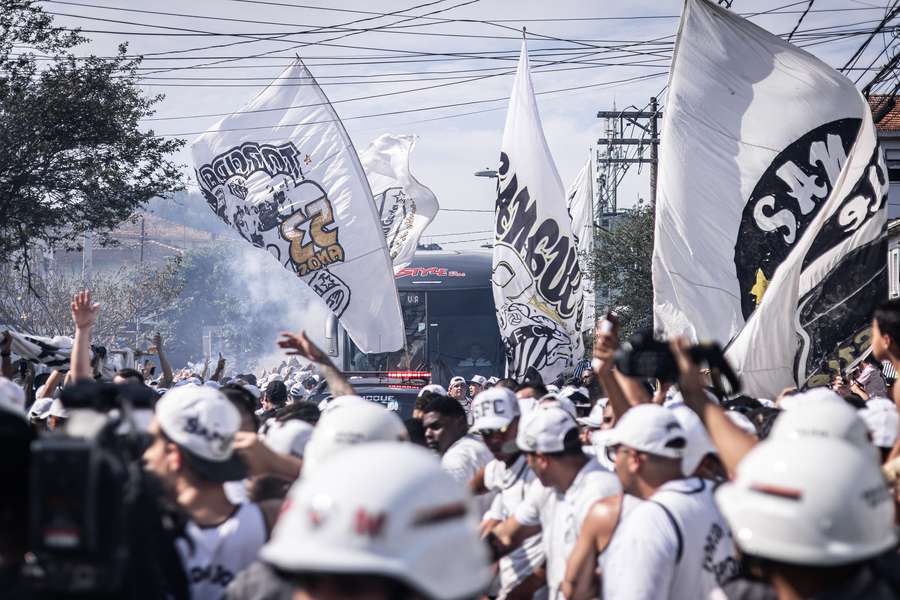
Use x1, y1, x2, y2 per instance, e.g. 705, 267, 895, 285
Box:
38, 369, 63, 399
277, 330, 354, 397
148, 332, 174, 387
1, 331, 13, 378
592, 316, 648, 423
70, 291, 100, 382
670, 338, 757, 476
210, 353, 226, 382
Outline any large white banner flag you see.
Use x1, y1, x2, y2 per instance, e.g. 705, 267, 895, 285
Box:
567, 157, 596, 330
360, 134, 439, 271
493, 40, 584, 382
653, 0, 887, 397
192, 59, 404, 353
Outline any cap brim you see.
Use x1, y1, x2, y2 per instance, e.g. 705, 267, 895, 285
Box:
180, 446, 247, 482
577, 417, 602, 428
469, 415, 513, 433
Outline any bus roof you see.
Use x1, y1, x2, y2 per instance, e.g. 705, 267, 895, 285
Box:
394, 249, 493, 292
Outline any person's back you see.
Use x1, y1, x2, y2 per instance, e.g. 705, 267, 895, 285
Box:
604, 476, 737, 599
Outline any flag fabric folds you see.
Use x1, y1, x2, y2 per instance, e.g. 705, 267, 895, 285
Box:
492, 40, 584, 383
567, 157, 596, 332
192, 59, 404, 354
653, 0, 887, 397
360, 134, 439, 272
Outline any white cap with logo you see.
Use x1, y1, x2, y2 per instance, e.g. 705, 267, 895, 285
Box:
516, 405, 578, 454
577, 400, 608, 428
469, 375, 487, 387
603, 404, 686, 459
155, 385, 246, 481
469, 387, 519, 432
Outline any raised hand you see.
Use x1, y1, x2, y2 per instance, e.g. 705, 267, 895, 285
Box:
71, 290, 100, 330
277, 330, 326, 364
592, 313, 621, 376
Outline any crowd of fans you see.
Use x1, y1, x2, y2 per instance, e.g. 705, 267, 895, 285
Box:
2, 291, 900, 599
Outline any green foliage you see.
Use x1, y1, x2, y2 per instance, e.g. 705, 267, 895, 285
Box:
587, 201, 655, 340
0, 0, 184, 272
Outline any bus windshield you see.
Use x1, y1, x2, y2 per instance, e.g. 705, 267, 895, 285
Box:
343, 288, 504, 385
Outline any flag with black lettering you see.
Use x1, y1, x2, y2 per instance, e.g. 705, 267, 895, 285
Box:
653, 0, 887, 397
360, 134, 439, 271
192, 58, 404, 353
567, 157, 596, 331
493, 40, 584, 382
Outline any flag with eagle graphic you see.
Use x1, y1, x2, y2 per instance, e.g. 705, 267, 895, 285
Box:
492, 39, 584, 382
652, 0, 887, 397
192, 58, 404, 353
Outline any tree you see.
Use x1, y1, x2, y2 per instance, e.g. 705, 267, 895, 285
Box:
0, 257, 185, 346
587, 200, 655, 340
0, 0, 184, 277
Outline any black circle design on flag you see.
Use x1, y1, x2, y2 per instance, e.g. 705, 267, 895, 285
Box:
733, 118, 861, 319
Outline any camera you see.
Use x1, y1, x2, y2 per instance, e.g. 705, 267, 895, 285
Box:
614, 330, 741, 395
22, 382, 188, 599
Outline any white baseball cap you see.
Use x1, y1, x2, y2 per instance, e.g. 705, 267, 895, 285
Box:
449, 376, 466, 388
48, 398, 69, 419
469, 375, 487, 387
516, 405, 578, 454
769, 392, 876, 460
303, 397, 408, 476
289, 382, 307, 399
243, 384, 262, 400
604, 404, 686, 459
0, 377, 26, 416
261, 442, 492, 599
777, 386, 841, 411
716, 436, 897, 566
560, 385, 591, 408
858, 397, 899, 449
28, 397, 54, 420
537, 393, 577, 420
264, 419, 314, 458
469, 387, 519, 432
670, 405, 717, 476
577, 401, 608, 428
418, 384, 447, 397
155, 385, 246, 482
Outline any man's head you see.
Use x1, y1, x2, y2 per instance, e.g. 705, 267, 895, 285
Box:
577, 400, 610, 444
46, 398, 69, 431
604, 404, 686, 498
872, 299, 900, 362
468, 375, 487, 399
142, 385, 245, 492
469, 387, 520, 462
422, 395, 468, 455
113, 367, 145, 386
219, 383, 259, 433
447, 376, 467, 400
263, 380, 288, 411
515, 405, 584, 490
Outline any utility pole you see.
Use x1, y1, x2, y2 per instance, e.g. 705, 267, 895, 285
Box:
140, 215, 146, 264
596, 97, 661, 210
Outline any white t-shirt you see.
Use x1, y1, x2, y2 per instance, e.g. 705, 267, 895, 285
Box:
514, 458, 621, 599
442, 433, 494, 515
602, 478, 739, 600
178, 502, 268, 600
483, 455, 547, 600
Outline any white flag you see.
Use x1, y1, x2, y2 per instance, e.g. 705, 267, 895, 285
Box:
653, 0, 887, 397
360, 134, 439, 271
192, 59, 404, 353
567, 158, 596, 331
493, 40, 584, 383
